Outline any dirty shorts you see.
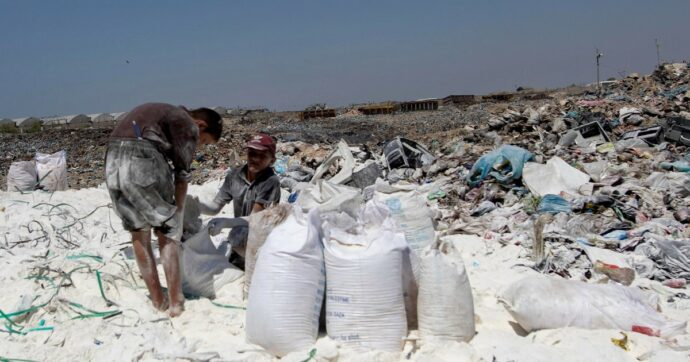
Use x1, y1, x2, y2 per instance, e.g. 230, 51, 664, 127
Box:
105, 139, 180, 239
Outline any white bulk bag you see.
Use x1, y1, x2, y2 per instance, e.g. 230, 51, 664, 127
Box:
180, 228, 243, 298
322, 201, 408, 352
499, 275, 686, 337
373, 179, 436, 255
418, 241, 475, 343
35, 150, 68, 191
244, 205, 291, 299
246, 207, 325, 357
7, 161, 37, 192
373, 179, 437, 327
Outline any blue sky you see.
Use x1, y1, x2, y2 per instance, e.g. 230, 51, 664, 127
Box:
1, 0, 688, 118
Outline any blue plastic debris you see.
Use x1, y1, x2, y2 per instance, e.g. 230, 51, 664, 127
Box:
537, 194, 572, 214
603, 230, 628, 240
660, 161, 690, 173
466, 145, 534, 187
274, 157, 288, 175
661, 85, 689, 99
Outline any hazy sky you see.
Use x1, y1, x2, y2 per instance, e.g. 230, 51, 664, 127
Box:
1, 0, 688, 118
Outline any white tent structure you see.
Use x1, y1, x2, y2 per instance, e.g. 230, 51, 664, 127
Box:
42, 115, 69, 126
66, 114, 91, 126
89, 113, 115, 123
42, 114, 91, 127
13, 117, 43, 131
212, 106, 228, 116
0, 118, 18, 131
113, 112, 128, 122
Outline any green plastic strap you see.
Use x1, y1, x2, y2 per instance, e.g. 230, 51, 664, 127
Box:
1, 266, 89, 321
95, 271, 115, 307
25, 275, 57, 289
300, 348, 317, 362
65, 300, 119, 318
1, 323, 54, 336
210, 301, 246, 310
0, 310, 21, 327
67, 254, 103, 263
0, 357, 40, 362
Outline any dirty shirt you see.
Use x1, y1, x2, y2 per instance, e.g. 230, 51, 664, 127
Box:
110, 102, 199, 183
213, 165, 281, 246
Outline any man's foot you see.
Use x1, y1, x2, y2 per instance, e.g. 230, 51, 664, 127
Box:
168, 303, 184, 318
152, 294, 169, 312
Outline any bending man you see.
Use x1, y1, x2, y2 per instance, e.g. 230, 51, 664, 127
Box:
105, 103, 222, 317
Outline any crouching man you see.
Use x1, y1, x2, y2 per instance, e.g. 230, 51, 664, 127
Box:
105, 103, 221, 317
200, 133, 281, 268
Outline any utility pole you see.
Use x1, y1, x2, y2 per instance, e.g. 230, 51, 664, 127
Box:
596, 49, 603, 96
655, 38, 661, 67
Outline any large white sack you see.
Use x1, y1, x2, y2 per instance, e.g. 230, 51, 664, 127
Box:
295, 180, 362, 216
35, 150, 68, 191
522, 157, 590, 197
499, 275, 686, 337
244, 205, 291, 299
246, 207, 325, 357
418, 241, 475, 343
7, 161, 37, 192
180, 228, 243, 298
373, 179, 436, 254
322, 201, 408, 352
373, 179, 436, 328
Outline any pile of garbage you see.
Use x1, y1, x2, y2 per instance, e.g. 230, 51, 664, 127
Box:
2, 63, 689, 360
238, 62, 690, 354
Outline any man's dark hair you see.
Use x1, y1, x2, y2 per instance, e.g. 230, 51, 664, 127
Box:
187, 107, 222, 140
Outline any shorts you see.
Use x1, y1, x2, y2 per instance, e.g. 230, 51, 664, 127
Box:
105, 138, 180, 239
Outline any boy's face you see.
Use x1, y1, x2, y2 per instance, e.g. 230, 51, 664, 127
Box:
247, 148, 274, 174
199, 131, 217, 145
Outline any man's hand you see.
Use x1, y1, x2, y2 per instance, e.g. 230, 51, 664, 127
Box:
207, 217, 249, 236
207, 218, 223, 236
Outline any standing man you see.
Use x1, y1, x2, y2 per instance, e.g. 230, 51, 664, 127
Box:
105, 103, 222, 317
201, 133, 281, 268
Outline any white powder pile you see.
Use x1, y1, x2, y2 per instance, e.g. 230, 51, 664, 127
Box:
1, 183, 688, 361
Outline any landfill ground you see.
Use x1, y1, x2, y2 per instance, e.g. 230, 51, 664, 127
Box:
1, 63, 690, 361
0, 86, 579, 190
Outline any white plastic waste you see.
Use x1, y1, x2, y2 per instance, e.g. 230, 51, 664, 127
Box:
35, 150, 68, 191
418, 241, 475, 343
295, 180, 362, 216
322, 201, 408, 352
180, 229, 243, 298
499, 275, 687, 337
522, 157, 590, 197
310, 139, 355, 185
645, 172, 690, 198
246, 207, 325, 357
6, 160, 37, 192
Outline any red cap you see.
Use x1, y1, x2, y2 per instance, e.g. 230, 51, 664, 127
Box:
246, 133, 276, 155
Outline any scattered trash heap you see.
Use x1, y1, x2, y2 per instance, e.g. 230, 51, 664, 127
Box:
239, 62, 690, 354
2, 63, 689, 360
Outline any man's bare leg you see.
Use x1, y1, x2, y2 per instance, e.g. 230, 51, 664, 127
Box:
131, 230, 168, 311
156, 230, 185, 317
